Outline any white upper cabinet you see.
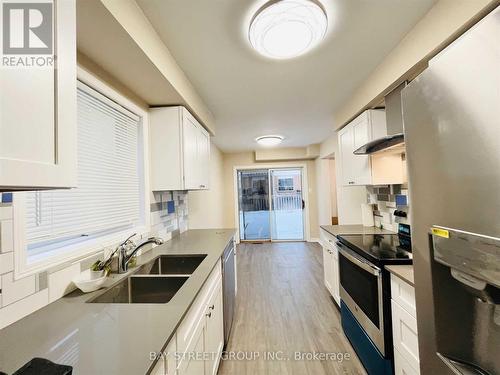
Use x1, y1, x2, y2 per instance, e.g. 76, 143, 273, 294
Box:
197, 129, 211, 190
182, 113, 201, 190
0, 0, 77, 190
150, 106, 211, 191
338, 110, 391, 186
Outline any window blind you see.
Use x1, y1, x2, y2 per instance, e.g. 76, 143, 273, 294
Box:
26, 83, 142, 249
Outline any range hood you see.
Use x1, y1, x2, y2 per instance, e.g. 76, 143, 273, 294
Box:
354, 82, 406, 155
353, 133, 404, 154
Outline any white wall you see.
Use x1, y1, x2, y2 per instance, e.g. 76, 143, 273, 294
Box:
329, 159, 338, 218
188, 142, 226, 229
333, 0, 496, 129
315, 158, 332, 226
317, 134, 365, 225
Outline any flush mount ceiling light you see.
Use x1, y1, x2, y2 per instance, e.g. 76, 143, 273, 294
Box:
256, 135, 284, 146
249, 0, 328, 59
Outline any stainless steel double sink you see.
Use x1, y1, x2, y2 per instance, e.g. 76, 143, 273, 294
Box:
88, 255, 207, 304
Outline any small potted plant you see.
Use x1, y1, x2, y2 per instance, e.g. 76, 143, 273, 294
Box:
89, 260, 111, 279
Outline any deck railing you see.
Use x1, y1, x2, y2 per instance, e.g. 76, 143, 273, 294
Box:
240, 193, 302, 212
272, 194, 302, 211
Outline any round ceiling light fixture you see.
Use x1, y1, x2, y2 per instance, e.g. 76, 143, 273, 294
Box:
255, 135, 284, 147
249, 0, 328, 59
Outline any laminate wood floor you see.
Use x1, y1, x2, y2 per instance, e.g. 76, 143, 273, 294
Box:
218, 241, 367, 375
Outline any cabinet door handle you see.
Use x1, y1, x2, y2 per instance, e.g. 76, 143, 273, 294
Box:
206, 312, 212, 318
209, 304, 215, 310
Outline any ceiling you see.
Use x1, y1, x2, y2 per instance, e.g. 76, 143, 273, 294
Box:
77, 0, 180, 105
136, 0, 437, 152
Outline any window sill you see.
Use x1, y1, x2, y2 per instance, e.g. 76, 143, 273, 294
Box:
15, 226, 149, 280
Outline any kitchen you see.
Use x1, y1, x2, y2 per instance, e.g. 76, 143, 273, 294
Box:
0, 1, 499, 375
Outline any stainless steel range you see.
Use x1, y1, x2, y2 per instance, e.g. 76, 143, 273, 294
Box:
337, 224, 412, 375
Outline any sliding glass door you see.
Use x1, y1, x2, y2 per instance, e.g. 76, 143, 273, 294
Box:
270, 169, 304, 241
237, 168, 305, 242
238, 170, 270, 241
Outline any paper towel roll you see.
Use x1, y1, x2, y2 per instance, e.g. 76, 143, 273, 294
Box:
361, 204, 375, 227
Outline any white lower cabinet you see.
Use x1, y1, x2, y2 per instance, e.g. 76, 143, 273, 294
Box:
390, 273, 417, 317
176, 259, 223, 375
152, 357, 166, 375
391, 274, 420, 375
320, 229, 340, 306
204, 283, 224, 375
151, 249, 231, 375
152, 332, 178, 374
179, 321, 206, 375
394, 349, 419, 375
331, 248, 340, 305
322, 246, 334, 293
165, 336, 177, 375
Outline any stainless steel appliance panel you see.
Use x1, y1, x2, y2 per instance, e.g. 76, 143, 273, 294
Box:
222, 241, 236, 346
338, 243, 385, 355
402, 6, 500, 374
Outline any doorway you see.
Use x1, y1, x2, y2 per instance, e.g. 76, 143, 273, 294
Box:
237, 168, 305, 242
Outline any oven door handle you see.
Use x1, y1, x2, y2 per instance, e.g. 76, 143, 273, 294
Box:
337, 242, 381, 276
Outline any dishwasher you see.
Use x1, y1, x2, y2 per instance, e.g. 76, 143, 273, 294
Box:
222, 240, 236, 347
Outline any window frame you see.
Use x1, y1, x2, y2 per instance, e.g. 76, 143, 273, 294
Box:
12, 67, 151, 279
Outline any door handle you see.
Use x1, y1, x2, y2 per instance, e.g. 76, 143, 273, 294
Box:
337, 242, 381, 275
302, 199, 305, 209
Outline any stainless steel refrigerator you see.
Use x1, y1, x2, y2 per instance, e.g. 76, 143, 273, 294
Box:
402, 6, 499, 375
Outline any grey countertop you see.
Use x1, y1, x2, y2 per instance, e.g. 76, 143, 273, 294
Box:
320, 225, 396, 237
0, 229, 236, 375
385, 265, 415, 286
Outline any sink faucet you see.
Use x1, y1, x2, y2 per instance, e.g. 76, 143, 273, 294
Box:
118, 236, 164, 274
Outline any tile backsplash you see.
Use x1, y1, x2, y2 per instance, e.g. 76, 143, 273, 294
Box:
366, 184, 410, 232
0, 191, 189, 330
